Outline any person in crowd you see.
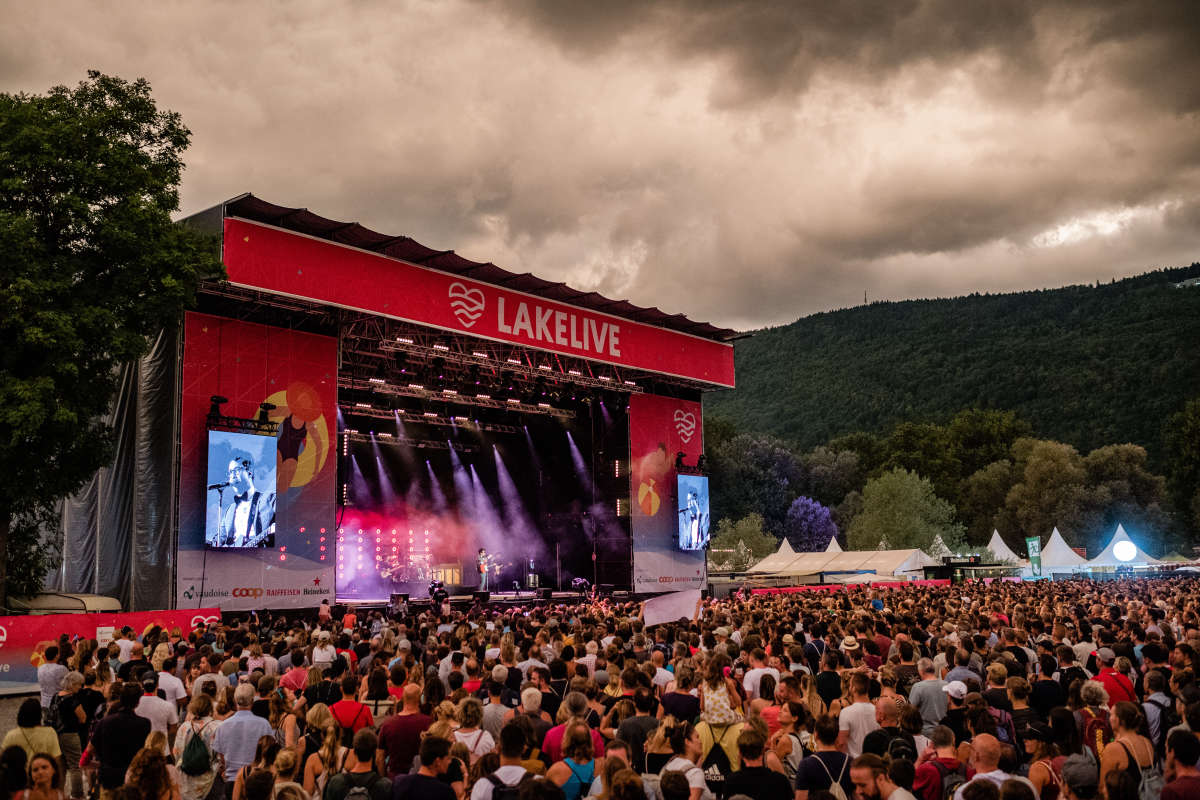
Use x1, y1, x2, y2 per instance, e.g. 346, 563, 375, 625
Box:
378, 683, 432, 778
472, 723, 536, 800
84, 682, 150, 796
211, 683, 273, 787
24, 752, 64, 800
1098, 702, 1153, 795
546, 720, 599, 800
172, 694, 221, 800
660, 722, 710, 800
837, 672, 879, 758
913, 724, 968, 800
391, 735, 457, 800
454, 696, 497, 766
1163, 729, 1200, 800
724, 729, 793, 800
2, 699, 61, 765
37, 647, 68, 719
126, 746, 180, 800
910, 659, 948, 736
323, 728, 391, 800
851, 752, 919, 800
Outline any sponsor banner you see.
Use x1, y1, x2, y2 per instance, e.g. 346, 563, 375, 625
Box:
750, 579, 952, 595
1026, 536, 1042, 577
223, 219, 735, 388
629, 394, 706, 592
0, 609, 220, 684
643, 589, 702, 628
177, 313, 336, 611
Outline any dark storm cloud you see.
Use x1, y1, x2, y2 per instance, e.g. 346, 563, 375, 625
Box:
1, 1, 1198, 331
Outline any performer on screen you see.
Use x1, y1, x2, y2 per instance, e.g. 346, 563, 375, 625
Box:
217, 456, 276, 547
681, 490, 701, 548
478, 548, 489, 591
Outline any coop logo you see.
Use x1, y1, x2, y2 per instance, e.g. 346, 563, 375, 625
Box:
231, 587, 264, 598
674, 410, 696, 443
448, 282, 485, 328
0, 625, 6, 650
190, 615, 220, 628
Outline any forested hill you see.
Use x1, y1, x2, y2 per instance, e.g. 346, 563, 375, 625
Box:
706, 263, 1200, 461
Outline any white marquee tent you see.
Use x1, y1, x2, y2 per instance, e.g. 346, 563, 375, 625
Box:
1040, 527, 1088, 570
987, 530, 1026, 564
928, 535, 952, 558
825, 536, 843, 553
748, 547, 938, 579
1086, 524, 1162, 568
748, 538, 797, 573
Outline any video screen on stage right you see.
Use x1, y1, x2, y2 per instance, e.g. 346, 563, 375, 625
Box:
677, 475, 711, 551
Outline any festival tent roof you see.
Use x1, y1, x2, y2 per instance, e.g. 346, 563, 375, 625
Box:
1040, 528, 1088, 569
1160, 552, 1192, 563
1086, 524, 1162, 568
928, 535, 952, 558
825, 537, 843, 553
746, 539, 796, 573
750, 548, 937, 578
987, 530, 1025, 564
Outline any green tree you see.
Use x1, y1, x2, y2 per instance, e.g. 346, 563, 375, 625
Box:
1082, 444, 1172, 555
1164, 399, 1200, 529
707, 433, 804, 534
881, 422, 961, 503
958, 460, 1016, 547
847, 468, 965, 552
947, 409, 1032, 478
999, 439, 1099, 549
802, 446, 864, 508
710, 513, 778, 570
0, 72, 222, 602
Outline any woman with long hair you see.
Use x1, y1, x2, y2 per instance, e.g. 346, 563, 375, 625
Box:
659, 667, 701, 722
453, 697, 495, 766
1049, 707, 1084, 759
301, 704, 344, 797
126, 748, 180, 800
1099, 702, 1153, 799
798, 672, 827, 720
361, 666, 396, 722
231, 735, 279, 800
23, 752, 64, 800
268, 686, 299, 751
699, 653, 742, 724
661, 721, 710, 800
546, 720, 599, 800
753, 674, 783, 737
1023, 722, 1064, 800
769, 701, 809, 784
644, 716, 679, 775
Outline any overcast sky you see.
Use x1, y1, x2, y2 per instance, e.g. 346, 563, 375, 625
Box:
4, 1, 1198, 330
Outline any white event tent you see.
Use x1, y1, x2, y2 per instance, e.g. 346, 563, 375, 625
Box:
1086, 524, 1162, 568
747, 543, 938, 579
928, 535, 952, 558
748, 538, 796, 573
825, 536, 843, 553
987, 530, 1026, 565
1039, 527, 1088, 570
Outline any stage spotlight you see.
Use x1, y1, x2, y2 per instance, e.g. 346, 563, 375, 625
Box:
208, 395, 229, 418
675, 451, 686, 471
258, 402, 276, 424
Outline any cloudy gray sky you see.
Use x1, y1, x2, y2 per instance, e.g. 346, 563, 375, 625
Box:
4, 1, 1198, 330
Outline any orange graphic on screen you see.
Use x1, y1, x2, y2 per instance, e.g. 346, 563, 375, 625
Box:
265, 382, 330, 492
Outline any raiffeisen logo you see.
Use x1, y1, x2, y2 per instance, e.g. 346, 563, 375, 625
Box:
674, 410, 696, 443
448, 282, 485, 328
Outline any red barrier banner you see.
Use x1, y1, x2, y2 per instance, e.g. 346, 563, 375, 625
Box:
0, 609, 221, 684
223, 219, 735, 388
750, 579, 952, 595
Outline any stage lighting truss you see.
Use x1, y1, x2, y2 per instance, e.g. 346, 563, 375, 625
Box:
337, 376, 576, 421
337, 402, 526, 436
342, 430, 478, 452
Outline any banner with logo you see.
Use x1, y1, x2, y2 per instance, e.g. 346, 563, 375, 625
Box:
0, 609, 220, 684
223, 218, 735, 388
629, 393, 706, 592
1026, 536, 1042, 577
177, 313, 336, 611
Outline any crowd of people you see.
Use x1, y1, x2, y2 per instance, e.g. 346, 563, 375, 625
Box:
3, 578, 1200, 800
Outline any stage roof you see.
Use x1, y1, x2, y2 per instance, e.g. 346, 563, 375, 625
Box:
185, 194, 739, 343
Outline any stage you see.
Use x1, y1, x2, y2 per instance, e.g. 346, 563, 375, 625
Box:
46, 193, 738, 612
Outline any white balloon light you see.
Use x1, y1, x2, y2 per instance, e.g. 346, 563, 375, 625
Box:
1113, 540, 1137, 562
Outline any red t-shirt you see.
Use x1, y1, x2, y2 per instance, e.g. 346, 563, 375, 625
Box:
1164, 776, 1200, 800
329, 699, 374, 734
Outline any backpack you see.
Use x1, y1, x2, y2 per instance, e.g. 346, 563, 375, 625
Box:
1145, 699, 1180, 763
1120, 742, 1164, 800
336, 703, 366, 747
483, 771, 536, 800
1079, 707, 1113, 760
930, 760, 967, 800
812, 752, 850, 800
883, 729, 918, 762
989, 708, 1017, 746
343, 772, 382, 800
179, 721, 213, 776
44, 694, 64, 733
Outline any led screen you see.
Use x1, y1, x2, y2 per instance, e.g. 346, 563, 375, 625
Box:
677, 474, 711, 551
205, 429, 277, 548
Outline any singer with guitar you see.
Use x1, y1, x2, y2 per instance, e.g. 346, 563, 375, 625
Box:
211, 456, 276, 547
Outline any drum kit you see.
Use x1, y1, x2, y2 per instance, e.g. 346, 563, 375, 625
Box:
379, 552, 432, 582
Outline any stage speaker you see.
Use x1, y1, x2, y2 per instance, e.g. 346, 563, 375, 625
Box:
540, 588, 553, 601
473, 591, 490, 604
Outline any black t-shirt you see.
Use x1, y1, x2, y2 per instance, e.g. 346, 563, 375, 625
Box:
116, 658, 151, 682
661, 691, 701, 722
55, 694, 85, 735
816, 671, 842, 709
1030, 678, 1066, 718
727, 765, 794, 800
392, 773, 455, 800
795, 751, 854, 796
941, 708, 969, 745
983, 688, 1012, 713
90, 709, 152, 789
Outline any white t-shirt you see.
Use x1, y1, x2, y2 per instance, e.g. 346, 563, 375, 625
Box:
838, 701, 880, 758
743, 667, 781, 701
158, 672, 188, 707
116, 638, 136, 663
954, 771, 1013, 800
454, 728, 496, 762
471, 765, 529, 800
190, 672, 228, 698
135, 695, 179, 752
653, 667, 674, 692
312, 643, 337, 667
663, 757, 713, 800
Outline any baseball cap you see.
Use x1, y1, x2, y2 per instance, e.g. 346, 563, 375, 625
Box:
942, 680, 968, 700
1097, 647, 1116, 663
714, 627, 731, 638
1060, 754, 1099, 794
140, 671, 159, 691
1022, 721, 1054, 742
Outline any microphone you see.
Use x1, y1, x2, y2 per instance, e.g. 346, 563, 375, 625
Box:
207, 482, 230, 490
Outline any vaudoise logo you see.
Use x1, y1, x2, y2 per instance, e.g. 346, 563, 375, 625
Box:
674, 410, 696, 443
448, 282, 485, 328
